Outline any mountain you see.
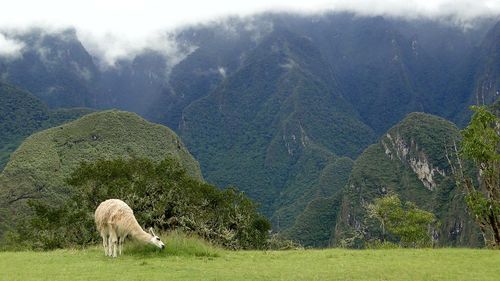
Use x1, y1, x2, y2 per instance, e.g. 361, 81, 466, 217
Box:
0, 29, 100, 108
0, 81, 93, 170
145, 19, 267, 129
2, 16, 495, 130
333, 113, 481, 247
472, 21, 500, 107
0, 110, 202, 238
180, 28, 375, 230
275, 15, 494, 132
0, 14, 499, 246
282, 157, 353, 247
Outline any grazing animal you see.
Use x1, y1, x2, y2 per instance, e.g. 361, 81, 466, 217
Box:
94, 199, 165, 257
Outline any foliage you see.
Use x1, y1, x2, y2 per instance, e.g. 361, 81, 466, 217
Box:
283, 193, 342, 247
3, 19, 498, 249
266, 233, 303, 250
10, 157, 270, 250
0, 110, 202, 239
335, 112, 479, 247
334, 113, 484, 247
456, 106, 500, 247
180, 29, 374, 238
367, 195, 437, 247
0, 82, 93, 170
2, 18, 499, 249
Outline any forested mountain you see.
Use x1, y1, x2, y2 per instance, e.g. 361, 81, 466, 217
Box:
0, 110, 202, 238
180, 27, 375, 229
472, 21, 500, 107
282, 112, 481, 247
0, 30, 99, 108
333, 113, 481, 247
0, 13, 498, 246
0, 82, 93, 170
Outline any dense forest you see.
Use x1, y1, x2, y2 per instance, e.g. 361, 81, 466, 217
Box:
0, 12, 499, 248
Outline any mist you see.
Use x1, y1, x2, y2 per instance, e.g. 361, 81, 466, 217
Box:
0, 0, 499, 66
0, 33, 25, 59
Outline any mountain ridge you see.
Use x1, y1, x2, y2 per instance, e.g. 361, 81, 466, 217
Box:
0, 14, 499, 246
0, 110, 202, 238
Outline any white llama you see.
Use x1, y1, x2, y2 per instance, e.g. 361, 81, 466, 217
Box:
94, 199, 165, 257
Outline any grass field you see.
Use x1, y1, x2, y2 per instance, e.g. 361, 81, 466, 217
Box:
1, 233, 499, 281
2, 248, 500, 280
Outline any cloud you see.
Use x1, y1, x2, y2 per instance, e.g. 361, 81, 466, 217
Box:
0, 1, 498, 65
0, 33, 25, 59
327, 0, 500, 23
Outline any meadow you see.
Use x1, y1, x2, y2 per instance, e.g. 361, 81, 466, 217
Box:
0, 233, 499, 281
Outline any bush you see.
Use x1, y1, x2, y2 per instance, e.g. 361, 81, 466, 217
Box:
10, 157, 270, 250
266, 234, 303, 250
366, 194, 437, 248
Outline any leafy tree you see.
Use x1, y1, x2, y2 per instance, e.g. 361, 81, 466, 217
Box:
10, 157, 270, 250
367, 195, 403, 242
367, 195, 437, 247
454, 106, 500, 247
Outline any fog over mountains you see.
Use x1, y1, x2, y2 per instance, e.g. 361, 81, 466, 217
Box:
1, 0, 499, 65
1, 10, 499, 246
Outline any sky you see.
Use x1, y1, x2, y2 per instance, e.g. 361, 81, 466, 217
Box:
0, 0, 499, 64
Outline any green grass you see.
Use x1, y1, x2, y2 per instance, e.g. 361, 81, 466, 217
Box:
125, 231, 221, 258
1, 247, 499, 281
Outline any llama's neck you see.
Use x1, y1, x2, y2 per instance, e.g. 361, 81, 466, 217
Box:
129, 220, 153, 243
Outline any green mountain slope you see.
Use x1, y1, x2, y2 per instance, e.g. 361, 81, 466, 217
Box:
472, 21, 500, 106
0, 110, 202, 238
0, 82, 93, 170
0, 29, 100, 108
181, 29, 374, 232
334, 112, 481, 247
282, 156, 353, 247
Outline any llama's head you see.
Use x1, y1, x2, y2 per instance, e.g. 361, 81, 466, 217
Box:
148, 228, 165, 250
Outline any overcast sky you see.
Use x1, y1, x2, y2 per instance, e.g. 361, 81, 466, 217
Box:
1, 0, 499, 64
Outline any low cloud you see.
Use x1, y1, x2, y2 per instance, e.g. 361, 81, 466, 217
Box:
0, 1, 498, 65
327, 0, 500, 24
75, 31, 198, 71
0, 33, 25, 59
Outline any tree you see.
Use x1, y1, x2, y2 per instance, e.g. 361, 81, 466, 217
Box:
367, 194, 437, 247
10, 157, 270, 250
454, 106, 500, 247
366, 195, 403, 242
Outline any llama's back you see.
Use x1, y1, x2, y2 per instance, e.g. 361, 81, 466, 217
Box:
95, 199, 139, 236
95, 199, 142, 237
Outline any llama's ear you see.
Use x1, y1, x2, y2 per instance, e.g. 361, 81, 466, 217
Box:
149, 227, 155, 236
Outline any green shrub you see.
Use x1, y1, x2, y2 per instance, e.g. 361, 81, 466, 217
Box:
367, 194, 437, 248
9, 157, 270, 250
266, 234, 303, 250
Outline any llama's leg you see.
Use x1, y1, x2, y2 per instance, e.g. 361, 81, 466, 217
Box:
107, 235, 113, 257
101, 233, 108, 256
110, 231, 118, 258
118, 236, 123, 256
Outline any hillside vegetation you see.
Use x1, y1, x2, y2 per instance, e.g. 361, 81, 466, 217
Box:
10, 158, 269, 250
0, 82, 93, 170
0, 110, 202, 238
334, 113, 481, 247
181, 29, 374, 232
0, 15, 498, 247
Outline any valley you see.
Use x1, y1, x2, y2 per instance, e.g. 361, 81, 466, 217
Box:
0, 12, 499, 247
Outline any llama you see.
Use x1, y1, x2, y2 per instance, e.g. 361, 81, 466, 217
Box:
94, 199, 165, 257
